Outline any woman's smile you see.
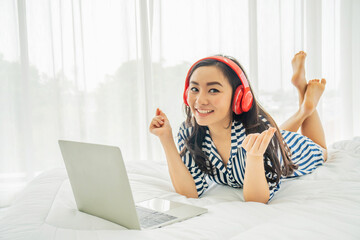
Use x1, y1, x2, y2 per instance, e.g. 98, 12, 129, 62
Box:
195, 108, 215, 117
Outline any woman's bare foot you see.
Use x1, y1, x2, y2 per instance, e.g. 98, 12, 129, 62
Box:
301, 79, 326, 117
291, 51, 307, 97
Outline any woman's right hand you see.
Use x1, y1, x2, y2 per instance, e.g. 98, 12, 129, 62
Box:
149, 108, 172, 139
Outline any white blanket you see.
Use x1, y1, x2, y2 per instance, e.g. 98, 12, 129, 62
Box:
1, 138, 360, 240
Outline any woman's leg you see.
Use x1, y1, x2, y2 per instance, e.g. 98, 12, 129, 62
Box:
279, 51, 327, 151
279, 51, 309, 132
300, 79, 327, 150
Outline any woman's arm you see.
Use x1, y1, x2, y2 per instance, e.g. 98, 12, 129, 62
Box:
241, 128, 277, 204
149, 108, 198, 198
159, 134, 198, 198
243, 155, 270, 203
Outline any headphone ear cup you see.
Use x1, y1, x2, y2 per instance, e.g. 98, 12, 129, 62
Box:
183, 87, 190, 106
241, 90, 253, 112
232, 85, 244, 115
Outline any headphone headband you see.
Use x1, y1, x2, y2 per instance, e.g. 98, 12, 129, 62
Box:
183, 56, 251, 106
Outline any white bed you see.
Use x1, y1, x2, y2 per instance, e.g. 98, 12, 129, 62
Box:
1, 138, 360, 240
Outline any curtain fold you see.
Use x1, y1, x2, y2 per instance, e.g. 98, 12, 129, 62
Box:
0, 0, 359, 207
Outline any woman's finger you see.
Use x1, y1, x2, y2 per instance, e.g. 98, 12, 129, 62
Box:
150, 121, 158, 129
246, 134, 259, 149
153, 120, 160, 128
241, 135, 251, 148
158, 109, 168, 121
151, 117, 162, 127
155, 116, 164, 123
252, 131, 267, 151
258, 128, 276, 153
151, 118, 162, 128
156, 108, 166, 120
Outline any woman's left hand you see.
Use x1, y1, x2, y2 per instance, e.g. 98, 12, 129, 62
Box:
241, 127, 277, 158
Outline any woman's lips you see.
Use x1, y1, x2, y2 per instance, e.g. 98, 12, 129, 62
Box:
195, 109, 214, 117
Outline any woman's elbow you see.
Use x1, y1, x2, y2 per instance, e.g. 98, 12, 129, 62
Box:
243, 192, 270, 204
186, 194, 199, 199
244, 197, 269, 204
175, 189, 199, 199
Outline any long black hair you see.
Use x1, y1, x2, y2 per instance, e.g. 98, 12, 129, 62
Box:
180, 55, 297, 185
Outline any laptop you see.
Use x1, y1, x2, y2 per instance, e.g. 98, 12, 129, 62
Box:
58, 140, 207, 230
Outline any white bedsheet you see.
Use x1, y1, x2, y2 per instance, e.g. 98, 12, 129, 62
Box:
1, 138, 360, 240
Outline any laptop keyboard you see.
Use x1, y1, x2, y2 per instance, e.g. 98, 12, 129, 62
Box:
136, 206, 178, 228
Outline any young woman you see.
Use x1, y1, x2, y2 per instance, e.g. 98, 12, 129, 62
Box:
149, 51, 327, 204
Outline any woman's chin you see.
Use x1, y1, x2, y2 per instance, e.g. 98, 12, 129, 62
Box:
194, 118, 210, 126
196, 121, 208, 126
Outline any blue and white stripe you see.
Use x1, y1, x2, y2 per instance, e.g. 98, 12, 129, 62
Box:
176, 118, 325, 202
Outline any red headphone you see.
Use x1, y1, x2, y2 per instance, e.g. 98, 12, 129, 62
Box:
183, 56, 253, 115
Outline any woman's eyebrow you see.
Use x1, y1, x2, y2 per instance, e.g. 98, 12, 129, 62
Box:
190, 81, 223, 87
207, 81, 223, 87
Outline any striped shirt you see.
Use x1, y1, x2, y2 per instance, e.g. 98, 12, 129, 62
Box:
176, 118, 324, 202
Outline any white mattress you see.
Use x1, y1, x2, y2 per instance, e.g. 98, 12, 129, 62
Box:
1, 138, 360, 240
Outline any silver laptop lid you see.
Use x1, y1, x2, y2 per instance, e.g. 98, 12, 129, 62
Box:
58, 140, 141, 229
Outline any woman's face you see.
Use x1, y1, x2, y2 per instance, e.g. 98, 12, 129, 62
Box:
187, 66, 233, 129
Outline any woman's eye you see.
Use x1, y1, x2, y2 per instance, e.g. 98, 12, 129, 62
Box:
190, 87, 198, 92
209, 89, 219, 93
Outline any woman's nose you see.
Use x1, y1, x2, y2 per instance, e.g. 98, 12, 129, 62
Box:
196, 91, 209, 105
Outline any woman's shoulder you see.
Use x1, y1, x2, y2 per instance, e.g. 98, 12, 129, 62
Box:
178, 121, 194, 139
233, 120, 245, 131
233, 114, 270, 128
179, 120, 192, 131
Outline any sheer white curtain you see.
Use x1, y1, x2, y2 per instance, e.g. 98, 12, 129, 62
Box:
0, 0, 359, 207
